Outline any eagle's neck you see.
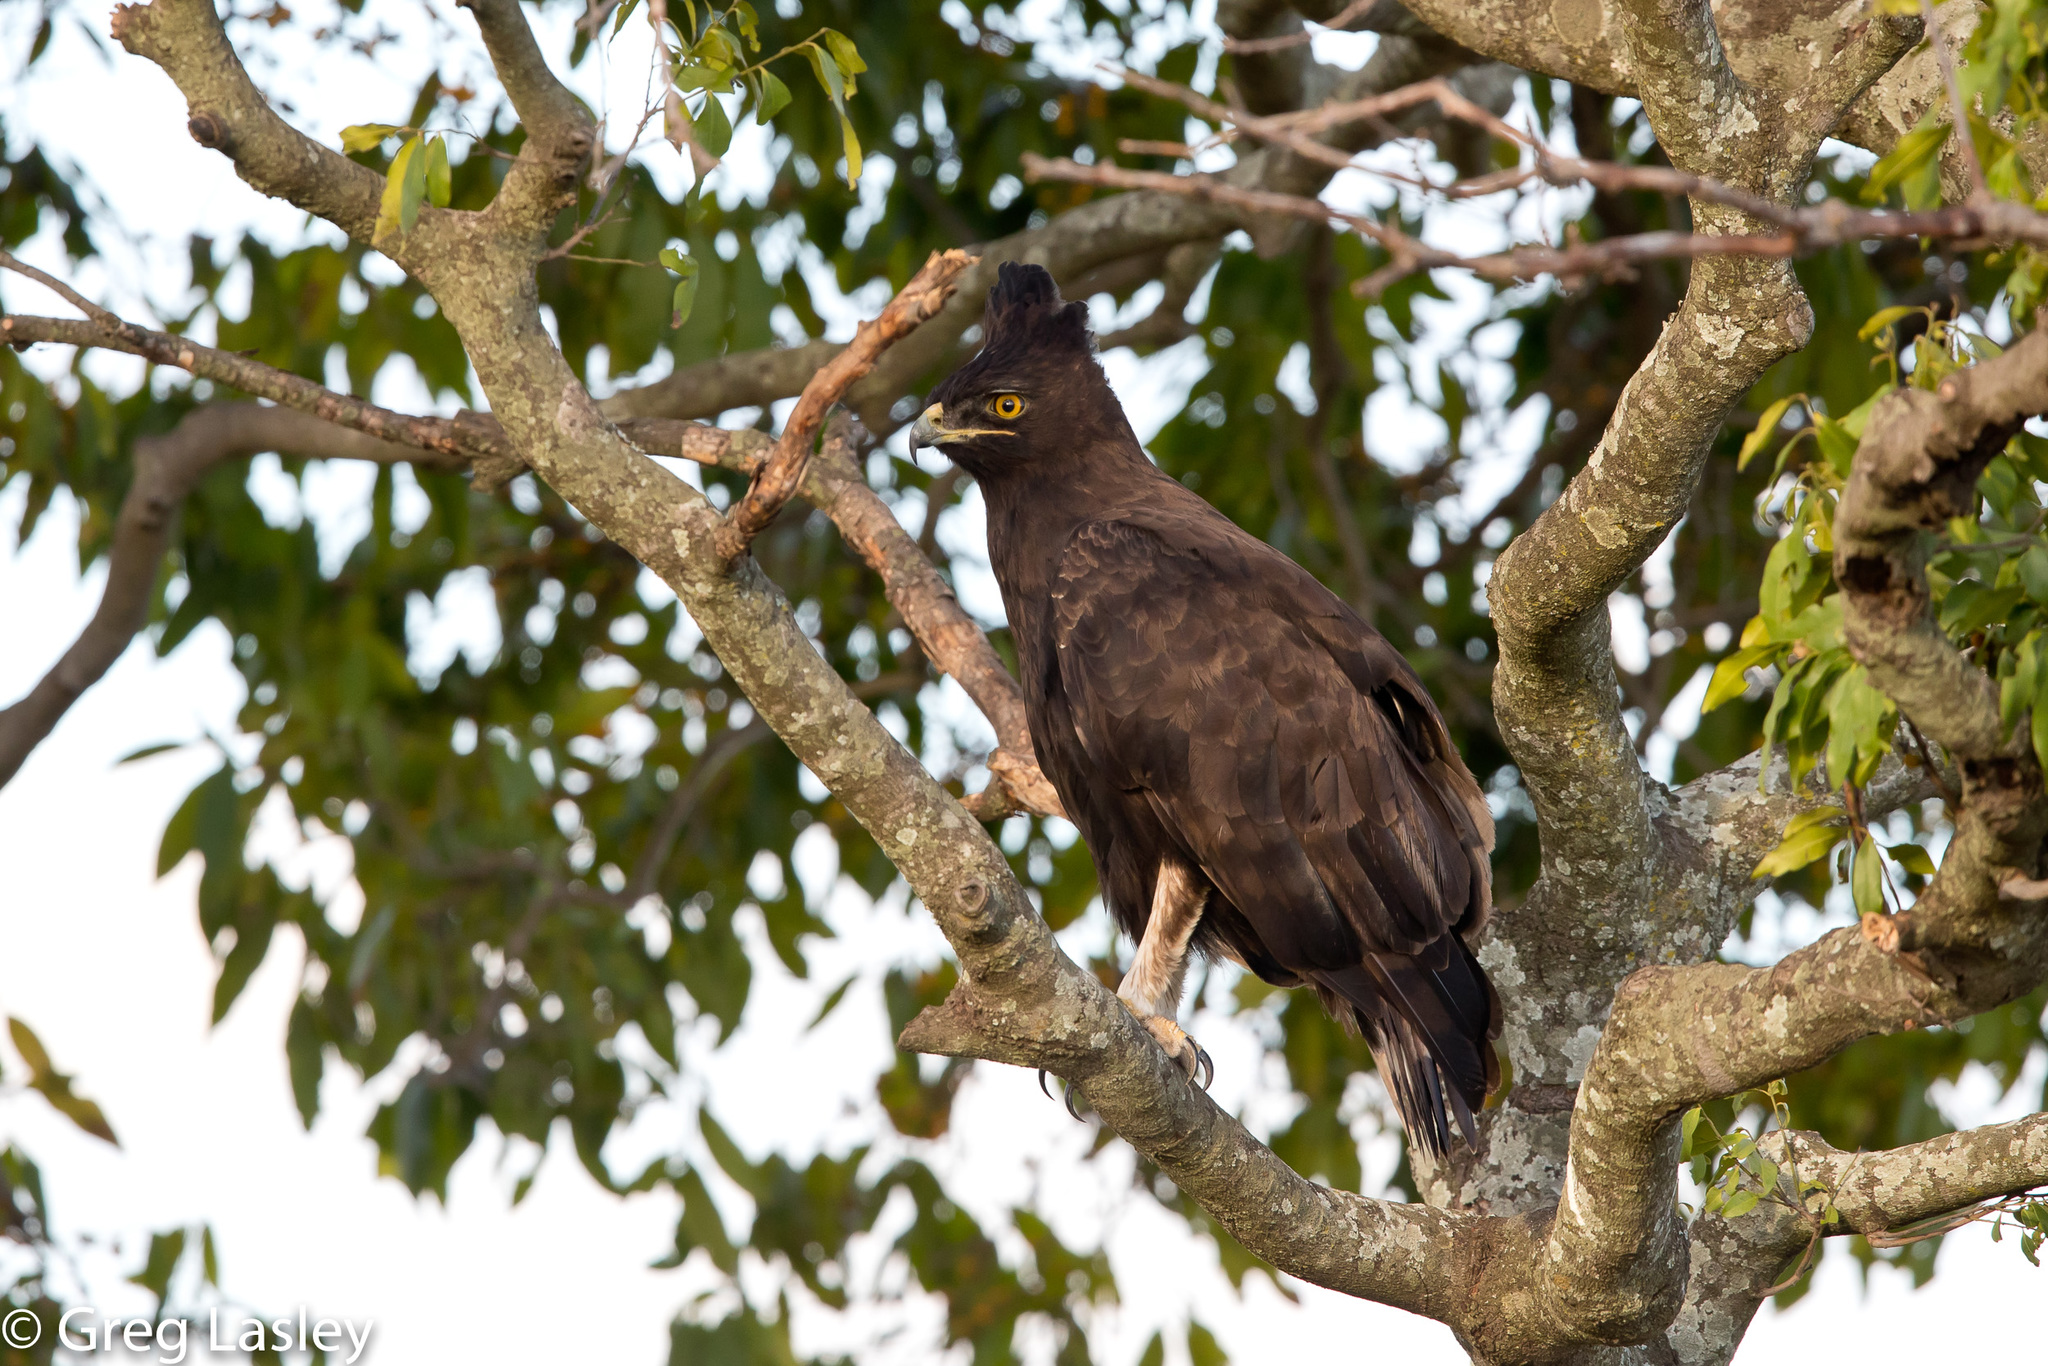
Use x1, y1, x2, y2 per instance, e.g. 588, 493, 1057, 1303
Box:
976, 442, 1175, 624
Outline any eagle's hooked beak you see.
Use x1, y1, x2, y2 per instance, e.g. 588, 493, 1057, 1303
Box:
908, 403, 946, 451
908, 403, 1017, 451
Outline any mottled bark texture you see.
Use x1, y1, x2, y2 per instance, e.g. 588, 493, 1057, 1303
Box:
10, 0, 2040, 1363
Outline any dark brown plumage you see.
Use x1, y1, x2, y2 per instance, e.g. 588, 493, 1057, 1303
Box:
912, 263, 1500, 1156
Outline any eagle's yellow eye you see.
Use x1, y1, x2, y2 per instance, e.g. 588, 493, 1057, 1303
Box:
989, 393, 1026, 420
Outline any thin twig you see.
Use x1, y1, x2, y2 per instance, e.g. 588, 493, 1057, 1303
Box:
1, 311, 512, 466
0, 249, 125, 327
1021, 153, 2048, 296
541, 199, 632, 261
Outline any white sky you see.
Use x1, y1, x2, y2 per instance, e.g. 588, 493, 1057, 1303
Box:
2, 0, 2044, 1362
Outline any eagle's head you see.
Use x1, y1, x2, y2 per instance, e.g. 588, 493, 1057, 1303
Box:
910, 262, 1133, 481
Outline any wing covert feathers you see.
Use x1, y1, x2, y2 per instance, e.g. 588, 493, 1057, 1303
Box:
1049, 511, 1500, 1156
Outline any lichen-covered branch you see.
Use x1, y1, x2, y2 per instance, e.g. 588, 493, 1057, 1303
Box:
456, 0, 596, 235
109, 0, 385, 242
1394, 0, 1958, 156
1835, 327, 2048, 760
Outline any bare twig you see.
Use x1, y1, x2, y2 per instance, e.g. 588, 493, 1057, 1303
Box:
712, 249, 975, 563
0, 249, 125, 326
1021, 153, 2048, 296
1, 309, 514, 466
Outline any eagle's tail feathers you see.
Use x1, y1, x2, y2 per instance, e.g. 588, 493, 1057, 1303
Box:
1314, 959, 1492, 1158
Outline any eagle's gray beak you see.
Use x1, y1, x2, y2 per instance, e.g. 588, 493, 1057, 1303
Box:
908, 403, 945, 451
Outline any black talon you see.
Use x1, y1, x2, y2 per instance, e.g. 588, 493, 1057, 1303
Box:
1038, 1068, 1055, 1100
1195, 1046, 1215, 1091
1064, 1079, 1084, 1121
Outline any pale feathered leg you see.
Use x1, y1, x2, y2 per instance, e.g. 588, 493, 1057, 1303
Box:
1116, 860, 1212, 1088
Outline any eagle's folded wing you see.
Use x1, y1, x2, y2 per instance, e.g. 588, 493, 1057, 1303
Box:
1050, 517, 1490, 964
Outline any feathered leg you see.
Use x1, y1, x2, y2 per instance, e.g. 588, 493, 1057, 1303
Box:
1115, 860, 1213, 1088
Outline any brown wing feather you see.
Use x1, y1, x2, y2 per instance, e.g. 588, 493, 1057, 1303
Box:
1048, 511, 1499, 1153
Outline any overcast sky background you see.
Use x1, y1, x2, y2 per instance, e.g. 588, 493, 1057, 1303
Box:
1, 0, 2044, 1361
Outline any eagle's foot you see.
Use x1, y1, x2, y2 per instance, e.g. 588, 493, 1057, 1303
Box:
1120, 1001, 1214, 1089
1037, 1068, 1087, 1120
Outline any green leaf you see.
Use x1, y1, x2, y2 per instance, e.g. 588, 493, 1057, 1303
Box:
1866, 122, 1949, 207
1826, 665, 1896, 788
1852, 841, 1889, 917
802, 45, 862, 186
2002, 632, 2043, 735
820, 28, 866, 89
8, 1018, 118, 1146
837, 113, 863, 186
1784, 597, 1844, 654
1722, 1186, 1763, 1219
806, 973, 857, 1031
1753, 817, 1845, 879
128, 1228, 186, 1305
1858, 305, 1921, 342
1756, 1157, 1781, 1197
611, 0, 641, 34
114, 740, 185, 765
1136, 1332, 1167, 1366
1884, 841, 1937, 877
1782, 804, 1847, 838
675, 62, 734, 94
7, 1017, 51, 1076
1813, 412, 1858, 479
755, 68, 791, 124
1739, 395, 1798, 471
2033, 652, 2048, 774
340, 122, 402, 153
157, 765, 234, 878
661, 247, 701, 327
1703, 644, 1779, 713
375, 134, 429, 241
2024, 547, 2048, 605
1681, 1105, 1704, 1157
694, 94, 733, 158
654, 1167, 740, 1275
1187, 1321, 1229, 1366
424, 135, 451, 208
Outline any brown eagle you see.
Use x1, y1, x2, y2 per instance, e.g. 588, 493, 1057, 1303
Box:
910, 263, 1500, 1155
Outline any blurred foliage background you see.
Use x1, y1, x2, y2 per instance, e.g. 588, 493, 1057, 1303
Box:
3, 0, 2046, 1360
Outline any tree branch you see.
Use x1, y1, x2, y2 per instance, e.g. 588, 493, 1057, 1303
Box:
109, 0, 386, 242
0, 404, 442, 787
626, 417, 1062, 817
1835, 327, 2048, 760
1394, 0, 1949, 157
0, 302, 513, 470
713, 249, 974, 563
456, 0, 597, 234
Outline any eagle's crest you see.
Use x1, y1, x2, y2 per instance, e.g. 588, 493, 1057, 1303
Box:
980, 262, 1092, 364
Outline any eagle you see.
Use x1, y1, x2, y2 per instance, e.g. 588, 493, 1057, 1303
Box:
909, 263, 1500, 1156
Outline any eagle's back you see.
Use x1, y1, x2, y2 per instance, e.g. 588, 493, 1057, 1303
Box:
998, 471, 1501, 1153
